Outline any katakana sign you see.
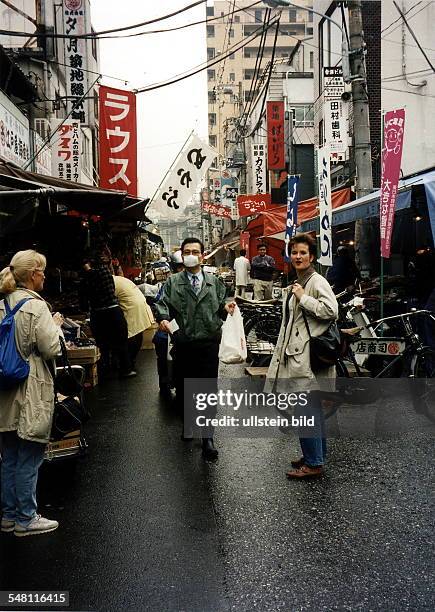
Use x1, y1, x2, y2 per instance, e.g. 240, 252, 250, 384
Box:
251, 143, 267, 193
51, 121, 81, 182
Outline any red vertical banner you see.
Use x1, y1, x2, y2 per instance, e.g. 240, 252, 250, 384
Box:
266, 101, 285, 170
99, 86, 138, 196
380, 109, 405, 258
240, 232, 250, 258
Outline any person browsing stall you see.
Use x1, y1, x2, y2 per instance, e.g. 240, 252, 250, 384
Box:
233, 249, 251, 298
251, 244, 275, 301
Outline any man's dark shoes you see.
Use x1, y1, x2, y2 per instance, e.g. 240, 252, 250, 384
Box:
202, 438, 218, 462
120, 370, 137, 379
290, 457, 305, 468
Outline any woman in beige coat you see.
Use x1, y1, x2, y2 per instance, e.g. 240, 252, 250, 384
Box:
265, 233, 338, 479
0, 250, 63, 537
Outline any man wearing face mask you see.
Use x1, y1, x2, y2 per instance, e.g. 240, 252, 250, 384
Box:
155, 237, 235, 461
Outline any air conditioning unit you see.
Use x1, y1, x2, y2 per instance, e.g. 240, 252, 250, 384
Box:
34, 118, 51, 141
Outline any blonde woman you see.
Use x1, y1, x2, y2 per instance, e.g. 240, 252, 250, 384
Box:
0, 250, 63, 537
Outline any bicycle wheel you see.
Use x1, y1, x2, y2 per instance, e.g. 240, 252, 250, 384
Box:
411, 348, 435, 423
244, 314, 280, 365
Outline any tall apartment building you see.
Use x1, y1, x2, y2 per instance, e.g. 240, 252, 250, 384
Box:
206, 0, 314, 167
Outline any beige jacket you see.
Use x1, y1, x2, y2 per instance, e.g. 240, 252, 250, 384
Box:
113, 276, 154, 338
0, 288, 61, 443
265, 272, 338, 392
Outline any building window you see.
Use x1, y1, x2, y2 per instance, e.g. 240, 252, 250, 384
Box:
94, 90, 99, 119
308, 7, 313, 22
244, 69, 253, 80
207, 69, 215, 81
310, 51, 314, 69
209, 113, 216, 126
244, 49, 251, 58
229, 52, 235, 60
292, 105, 314, 127
207, 25, 215, 37
307, 27, 313, 35
229, 28, 234, 38
318, 118, 324, 146
229, 72, 235, 82
208, 90, 216, 103
206, 6, 214, 17
255, 9, 262, 22
91, 29, 97, 61
244, 91, 254, 102
289, 8, 297, 22
209, 135, 217, 147
234, 15, 240, 23
207, 47, 215, 60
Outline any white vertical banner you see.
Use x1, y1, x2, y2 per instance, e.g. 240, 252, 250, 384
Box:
324, 100, 347, 154
317, 146, 332, 266
62, 0, 88, 123
151, 133, 217, 219
251, 142, 267, 194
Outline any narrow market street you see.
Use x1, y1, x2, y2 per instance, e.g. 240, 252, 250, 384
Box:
1, 351, 433, 612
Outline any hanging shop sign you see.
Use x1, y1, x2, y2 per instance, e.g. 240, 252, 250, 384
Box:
317, 147, 332, 266
323, 67, 344, 101
380, 109, 405, 258
266, 101, 285, 170
237, 193, 272, 217
62, 0, 88, 123
99, 85, 138, 196
251, 142, 267, 193
0, 90, 30, 167
202, 202, 232, 218
51, 121, 81, 182
324, 100, 347, 154
284, 175, 300, 262
240, 232, 250, 258
152, 133, 217, 218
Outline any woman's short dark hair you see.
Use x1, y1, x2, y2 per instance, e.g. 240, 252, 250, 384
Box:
290, 233, 317, 259
181, 237, 204, 253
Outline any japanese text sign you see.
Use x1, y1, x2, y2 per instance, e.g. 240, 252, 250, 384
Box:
0, 90, 30, 167
284, 175, 300, 262
380, 109, 405, 258
324, 100, 347, 154
317, 147, 332, 266
266, 101, 285, 170
251, 143, 267, 193
152, 133, 217, 219
63, 0, 88, 123
323, 67, 344, 101
51, 121, 81, 182
237, 193, 272, 217
202, 202, 231, 218
99, 86, 138, 197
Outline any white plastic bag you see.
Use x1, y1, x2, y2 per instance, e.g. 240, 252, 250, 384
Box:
219, 305, 247, 364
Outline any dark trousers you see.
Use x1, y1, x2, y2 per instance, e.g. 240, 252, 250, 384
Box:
173, 339, 219, 438
153, 333, 170, 390
90, 307, 132, 376
128, 332, 143, 370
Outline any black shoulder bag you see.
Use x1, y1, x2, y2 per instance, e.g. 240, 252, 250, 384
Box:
301, 308, 340, 372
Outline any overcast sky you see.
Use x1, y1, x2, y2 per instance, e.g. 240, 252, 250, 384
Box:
90, 0, 208, 199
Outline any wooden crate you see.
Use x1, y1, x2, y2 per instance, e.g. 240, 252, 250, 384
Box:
67, 346, 100, 363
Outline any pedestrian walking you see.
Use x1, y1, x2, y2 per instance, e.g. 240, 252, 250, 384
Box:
326, 245, 360, 293
0, 250, 63, 537
251, 244, 275, 300
233, 249, 251, 298
113, 274, 155, 372
265, 233, 338, 479
155, 238, 235, 461
79, 254, 135, 378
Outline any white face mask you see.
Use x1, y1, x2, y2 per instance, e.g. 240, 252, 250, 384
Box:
183, 254, 200, 268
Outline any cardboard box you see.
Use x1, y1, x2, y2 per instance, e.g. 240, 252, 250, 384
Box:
67, 346, 100, 363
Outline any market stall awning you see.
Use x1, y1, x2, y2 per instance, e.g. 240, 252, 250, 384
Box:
300, 168, 435, 233
0, 160, 150, 221
247, 188, 351, 239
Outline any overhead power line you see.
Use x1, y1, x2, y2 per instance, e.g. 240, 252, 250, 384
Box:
133, 17, 280, 94
0, 0, 207, 39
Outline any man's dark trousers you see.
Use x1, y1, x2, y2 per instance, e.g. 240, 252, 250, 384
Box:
173, 339, 219, 438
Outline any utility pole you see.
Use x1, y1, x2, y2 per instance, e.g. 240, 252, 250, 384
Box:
348, 0, 374, 277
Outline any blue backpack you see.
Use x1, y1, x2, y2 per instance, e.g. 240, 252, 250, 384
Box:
0, 298, 32, 390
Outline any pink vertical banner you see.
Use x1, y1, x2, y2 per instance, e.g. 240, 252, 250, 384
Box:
380, 109, 405, 258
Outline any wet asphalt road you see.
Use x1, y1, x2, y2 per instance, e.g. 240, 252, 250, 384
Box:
0, 350, 434, 612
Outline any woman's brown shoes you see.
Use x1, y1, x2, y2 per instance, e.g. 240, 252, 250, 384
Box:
286, 465, 324, 479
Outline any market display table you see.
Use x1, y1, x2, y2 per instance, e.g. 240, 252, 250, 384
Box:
66, 346, 100, 387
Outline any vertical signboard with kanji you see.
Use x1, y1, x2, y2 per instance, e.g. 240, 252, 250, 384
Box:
266, 101, 285, 170
51, 122, 81, 182
62, 0, 88, 123
251, 142, 267, 193
284, 175, 300, 262
0, 90, 30, 166
317, 147, 332, 266
380, 109, 405, 258
323, 67, 347, 156
99, 86, 138, 196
